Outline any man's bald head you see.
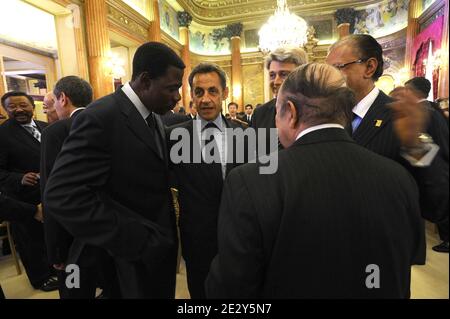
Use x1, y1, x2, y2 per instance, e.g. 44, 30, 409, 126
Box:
43, 92, 58, 124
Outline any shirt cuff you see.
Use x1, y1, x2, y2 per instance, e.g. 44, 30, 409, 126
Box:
401, 143, 440, 167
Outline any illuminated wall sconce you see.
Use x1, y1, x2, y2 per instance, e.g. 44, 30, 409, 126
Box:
423, 49, 443, 71
394, 67, 410, 86
105, 52, 126, 79
233, 84, 241, 100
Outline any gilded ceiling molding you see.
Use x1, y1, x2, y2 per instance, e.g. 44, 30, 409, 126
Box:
106, 0, 149, 41
176, 0, 381, 25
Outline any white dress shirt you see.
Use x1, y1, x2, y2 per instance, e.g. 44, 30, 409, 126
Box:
296, 124, 345, 141
122, 82, 150, 120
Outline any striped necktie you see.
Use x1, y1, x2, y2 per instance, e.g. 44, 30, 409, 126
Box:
25, 124, 41, 142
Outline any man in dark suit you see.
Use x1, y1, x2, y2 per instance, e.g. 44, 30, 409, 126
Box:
167, 63, 245, 298
0, 193, 44, 299
251, 47, 308, 154
404, 77, 449, 253
206, 63, 424, 298
243, 104, 253, 126
0, 91, 57, 292
44, 42, 185, 298
326, 35, 449, 262
40, 76, 101, 298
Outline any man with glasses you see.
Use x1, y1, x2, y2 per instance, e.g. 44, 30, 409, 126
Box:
326, 35, 449, 259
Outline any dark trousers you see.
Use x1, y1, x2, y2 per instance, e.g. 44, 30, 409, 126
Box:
185, 261, 209, 299
11, 220, 52, 288
438, 218, 449, 242
0, 285, 5, 299
56, 267, 97, 299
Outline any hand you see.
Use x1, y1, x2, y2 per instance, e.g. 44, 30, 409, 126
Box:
34, 204, 44, 222
388, 87, 430, 148
21, 172, 40, 186
53, 263, 65, 271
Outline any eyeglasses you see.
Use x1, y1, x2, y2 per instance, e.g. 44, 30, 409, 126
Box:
332, 58, 368, 70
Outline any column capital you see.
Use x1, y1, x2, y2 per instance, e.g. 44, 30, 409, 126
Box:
177, 11, 192, 28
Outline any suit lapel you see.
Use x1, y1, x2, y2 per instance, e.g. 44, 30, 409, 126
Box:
155, 114, 168, 166
116, 91, 164, 161
352, 92, 392, 147
10, 120, 40, 152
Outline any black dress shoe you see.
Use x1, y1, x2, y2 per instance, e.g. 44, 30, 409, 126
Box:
432, 241, 449, 253
39, 277, 59, 292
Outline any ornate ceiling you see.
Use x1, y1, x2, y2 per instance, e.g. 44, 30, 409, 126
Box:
177, 0, 381, 25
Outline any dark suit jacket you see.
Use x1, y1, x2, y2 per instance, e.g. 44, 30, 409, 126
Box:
251, 99, 281, 155
0, 193, 36, 222
161, 111, 191, 127
351, 91, 449, 224
0, 119, 47, 204
40, 109, 83, 265
206, 128, 424, 298
167, 117, 244, 266
44, 90, 178, 298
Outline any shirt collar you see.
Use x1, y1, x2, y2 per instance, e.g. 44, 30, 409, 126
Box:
122, 82, 150, 120
295, 123, 345, 141
198, 113, 224, 132
21, 119, 37, 128
70, 107, 85, 118
353, 87, 380, 119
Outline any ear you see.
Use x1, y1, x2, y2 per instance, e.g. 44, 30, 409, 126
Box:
60, 92, 68, 107
287, 100, 299, 129
364, 57, 378, 80
223, 87, 229, 100
139, 72, 152, 89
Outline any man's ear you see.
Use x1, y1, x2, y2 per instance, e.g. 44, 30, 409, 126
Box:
139, 72, 152, 89
287, 100, 298, 129
223, 87, 229, 100
60, 92, 68, 108
364, 57, 378, 80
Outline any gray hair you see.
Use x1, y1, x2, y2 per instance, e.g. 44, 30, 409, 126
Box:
265, 47, 308, 70
278, 63, 355, 126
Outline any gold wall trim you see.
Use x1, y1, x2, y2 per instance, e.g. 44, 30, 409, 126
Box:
177, 0, 380, 25
106, 0, 149, 42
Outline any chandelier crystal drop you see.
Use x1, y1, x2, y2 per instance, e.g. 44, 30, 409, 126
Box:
258, 0, 308, 53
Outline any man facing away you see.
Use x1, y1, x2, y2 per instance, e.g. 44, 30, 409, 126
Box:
44, 42, 185, 298
40, 76, 104, 298
206, 63, 424, 298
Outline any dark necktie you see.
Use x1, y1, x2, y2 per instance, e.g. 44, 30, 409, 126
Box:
146, 113, 163, 159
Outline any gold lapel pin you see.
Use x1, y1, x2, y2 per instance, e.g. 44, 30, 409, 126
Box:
375, 120, 383, 127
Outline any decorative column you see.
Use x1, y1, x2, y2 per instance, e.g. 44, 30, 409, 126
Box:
438, 0, 449, 98
404, 0, 423, 78
227, 23, 244, 112
334, 8, 356, 40
84, 0, 113, 99
148, 0, 161, 42
178, 12, 193, 111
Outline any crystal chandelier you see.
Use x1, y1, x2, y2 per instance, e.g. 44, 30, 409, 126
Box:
258, 0, 308, 53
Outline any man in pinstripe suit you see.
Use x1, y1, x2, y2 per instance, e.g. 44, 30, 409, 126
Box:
327, 35, 449, 261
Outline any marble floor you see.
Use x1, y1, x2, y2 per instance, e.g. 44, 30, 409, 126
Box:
0, 223, 448, 299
